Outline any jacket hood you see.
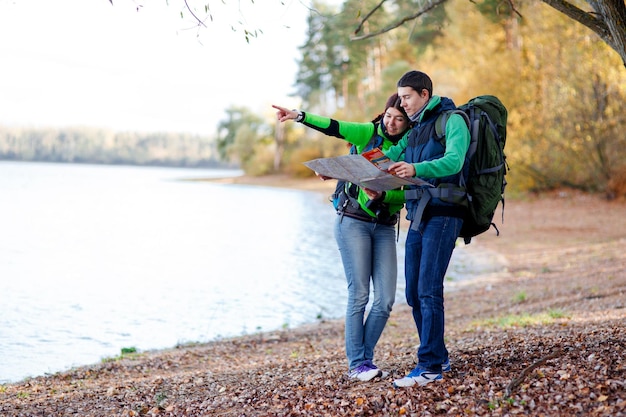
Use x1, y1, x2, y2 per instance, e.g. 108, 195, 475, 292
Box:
417, 96, 457, 123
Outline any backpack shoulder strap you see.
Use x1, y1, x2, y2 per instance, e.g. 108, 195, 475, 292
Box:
362, 131, 384, 153
434, 109, 470, 143
434, 111, 449, 141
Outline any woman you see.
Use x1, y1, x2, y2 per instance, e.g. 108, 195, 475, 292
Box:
272, 94, 410, 381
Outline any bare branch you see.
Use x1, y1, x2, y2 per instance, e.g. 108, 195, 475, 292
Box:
351, 0, 449, 41
503, 0, 523, 19
541, 0, 609, 38
354, 0, 388, 36
184, 0, 208, 28
504, 349, 562, 398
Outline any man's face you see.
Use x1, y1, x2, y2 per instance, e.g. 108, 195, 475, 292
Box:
398, 86, 429, 118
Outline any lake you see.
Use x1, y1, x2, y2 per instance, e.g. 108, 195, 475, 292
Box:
0, 161, 505, 383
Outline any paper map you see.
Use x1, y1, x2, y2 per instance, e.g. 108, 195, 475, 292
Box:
303, 148, 431, 192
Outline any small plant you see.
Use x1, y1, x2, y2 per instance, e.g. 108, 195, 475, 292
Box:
154, 391, 168, 408
547, 308, 568, 319
513, 290, 527, 303
101, 347, 140, 363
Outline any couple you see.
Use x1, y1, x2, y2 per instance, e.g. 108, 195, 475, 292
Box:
273, 70, 470, 388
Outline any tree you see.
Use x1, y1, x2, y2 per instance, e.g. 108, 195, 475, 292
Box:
353, 0, 626, 67
499, 0, 626, 192
295, 1, 345, 108
215, 106, 266, 163
108, 0, 625, 66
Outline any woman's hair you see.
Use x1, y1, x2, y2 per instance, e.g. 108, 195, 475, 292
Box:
372, 93, 408, 123
397, 70, 433, 98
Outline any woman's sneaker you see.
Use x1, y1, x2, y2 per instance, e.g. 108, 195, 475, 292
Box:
348, 360, 383, 381
393, 367, 443, 387
365, 360, 389, 379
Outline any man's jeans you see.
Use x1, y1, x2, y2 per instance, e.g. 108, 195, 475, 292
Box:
334, 215, 397, 370
405, 215, 463, 373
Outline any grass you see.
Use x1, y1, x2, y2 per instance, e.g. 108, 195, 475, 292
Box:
512, 290, 527, 303
471, 309, 570, 329
101, 347, 140, 363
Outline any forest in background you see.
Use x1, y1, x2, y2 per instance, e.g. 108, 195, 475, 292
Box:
216, 0, 626, 196
3, 0, 626, 195
0, 125, 228, 168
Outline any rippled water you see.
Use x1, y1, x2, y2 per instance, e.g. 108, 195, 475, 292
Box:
0, 161, 505, 383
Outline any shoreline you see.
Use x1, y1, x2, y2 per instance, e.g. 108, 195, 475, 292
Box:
2, 176, 625, 416
197, 173, 339, 194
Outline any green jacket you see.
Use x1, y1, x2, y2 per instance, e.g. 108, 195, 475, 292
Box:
384, 96, 469, 179
301, 112, 406, 218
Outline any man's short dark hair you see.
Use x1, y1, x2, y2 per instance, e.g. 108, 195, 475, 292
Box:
397, 71, 433, 97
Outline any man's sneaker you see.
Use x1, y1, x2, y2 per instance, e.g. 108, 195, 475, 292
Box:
393, 367, 443, 388
348, 361, 383, 382
442, 358, 451, 373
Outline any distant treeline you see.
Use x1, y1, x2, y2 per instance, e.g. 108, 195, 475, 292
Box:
0, 125, 235, 169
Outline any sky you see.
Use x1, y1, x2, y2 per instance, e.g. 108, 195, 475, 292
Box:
0, 0, 322, 135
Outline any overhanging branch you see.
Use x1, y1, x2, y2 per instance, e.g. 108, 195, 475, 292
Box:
354, 0, 388, 36
351, 0, 449, 41
541, 0, 610, 38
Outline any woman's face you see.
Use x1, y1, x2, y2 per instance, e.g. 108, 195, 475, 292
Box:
383, 107, 410, 136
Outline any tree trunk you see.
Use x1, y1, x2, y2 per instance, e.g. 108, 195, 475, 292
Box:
541, 0, 626, 66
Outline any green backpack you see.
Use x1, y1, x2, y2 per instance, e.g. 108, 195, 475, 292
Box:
435, 95, 508, 244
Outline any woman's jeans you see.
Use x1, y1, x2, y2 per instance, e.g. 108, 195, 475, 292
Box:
334, 215, 397, 370
405, 215, 463, 373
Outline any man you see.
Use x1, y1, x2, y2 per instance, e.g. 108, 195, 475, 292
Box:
384, 70, 470, 387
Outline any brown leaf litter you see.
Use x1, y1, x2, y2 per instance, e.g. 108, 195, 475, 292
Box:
1, 185, 625, 416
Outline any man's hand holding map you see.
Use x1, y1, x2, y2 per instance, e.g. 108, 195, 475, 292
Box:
303, 148, 432, 192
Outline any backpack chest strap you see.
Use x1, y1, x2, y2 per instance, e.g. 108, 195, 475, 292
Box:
405, 185, 468, 231
405, 184, 466, 203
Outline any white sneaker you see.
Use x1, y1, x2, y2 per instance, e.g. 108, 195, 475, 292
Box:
442, 358, 451, 373
393, 367, 443, 387
348, 361, 383, 382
